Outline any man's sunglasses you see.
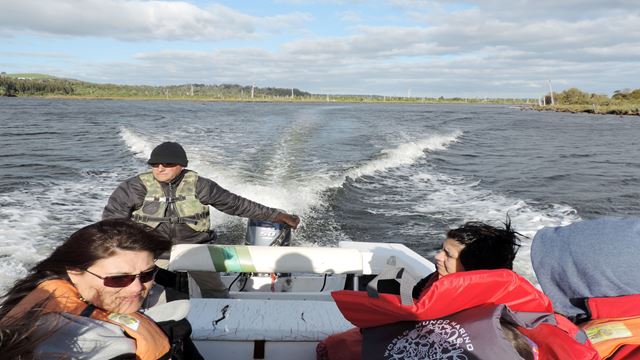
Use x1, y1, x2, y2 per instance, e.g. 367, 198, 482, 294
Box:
84, 266, 158, 288
150, 163, 179, 168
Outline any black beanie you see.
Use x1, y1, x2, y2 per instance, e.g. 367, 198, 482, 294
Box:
147, 142, 188, 167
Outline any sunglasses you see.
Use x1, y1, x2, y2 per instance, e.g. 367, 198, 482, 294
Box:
150, 163, 179, 168
84, 266, 158, 288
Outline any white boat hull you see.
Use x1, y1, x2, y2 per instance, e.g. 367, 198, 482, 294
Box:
168, 241, 435, 359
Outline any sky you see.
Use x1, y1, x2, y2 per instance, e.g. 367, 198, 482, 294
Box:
1, 0, 638, 98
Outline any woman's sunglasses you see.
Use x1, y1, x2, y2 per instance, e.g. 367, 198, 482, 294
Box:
84, 266, 158, 288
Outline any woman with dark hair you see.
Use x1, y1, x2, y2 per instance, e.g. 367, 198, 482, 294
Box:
0, 219, 173, 359
325, 219, 599, 359
319, 220, 525, 360
438, 220, 520, 273
413, 220, 521, 296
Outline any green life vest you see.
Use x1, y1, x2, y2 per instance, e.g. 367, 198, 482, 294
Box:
131, 171, 210, 232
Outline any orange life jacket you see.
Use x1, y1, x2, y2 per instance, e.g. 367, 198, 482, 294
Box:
579, 295, 640, 359
3, 279, 170, 360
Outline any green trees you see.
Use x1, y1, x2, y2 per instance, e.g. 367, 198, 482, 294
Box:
557, 88, 591, 105
551, 87, 639, 106
0, 75, 74, 96
69, 82, 311, 99
0, 77, 18, 96
1, 75, 317, 99
613, 89, 640, 101
537, 87, 640, 115
2, 74, 638, 111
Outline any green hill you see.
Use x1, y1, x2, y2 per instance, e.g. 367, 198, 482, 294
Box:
1, 73, 637, 114
0, 73, 533, 104
0, 73, 314, 100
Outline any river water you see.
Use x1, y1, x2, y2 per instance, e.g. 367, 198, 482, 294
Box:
1, 97, 639, 292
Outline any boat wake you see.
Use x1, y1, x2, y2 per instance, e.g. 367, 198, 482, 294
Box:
344, 131, 462, 180
118, 126, 580, 283
119, 128, 464, 224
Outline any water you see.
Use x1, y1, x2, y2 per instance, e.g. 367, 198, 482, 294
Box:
1, 98, 639, 293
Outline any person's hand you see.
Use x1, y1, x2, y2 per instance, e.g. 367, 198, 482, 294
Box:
274, 212, 300, 229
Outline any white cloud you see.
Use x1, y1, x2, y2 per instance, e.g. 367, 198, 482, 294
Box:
58, 39, 623, 98
427, 0, 637, 20
260, 12, 314, 33
338, 10, 363, 24
0, 51, 72, 59
0, 0, 297, 41
1, 0, 638, 97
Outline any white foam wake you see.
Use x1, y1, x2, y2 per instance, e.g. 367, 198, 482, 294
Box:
0, 200, 47, 291
408, 172, 581, 283
118, 127, 463, 234
0, 174, 118, 294
345, 131, 462, 180
120, 128, 156, 161
120, 127, 311, 226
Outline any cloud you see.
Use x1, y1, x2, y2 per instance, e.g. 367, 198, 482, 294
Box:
0, 51, 72, 59
338, 10, 363, 24
0, 0, 301, 41
52, 2, 640, 98
277, 12, 640, 68
59, 39, 622, 98
260, 12, 314, 33
426, 0, 637, 20
2, 0, 638, 97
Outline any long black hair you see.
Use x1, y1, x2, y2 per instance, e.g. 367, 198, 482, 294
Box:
0, 219, 171, 320
448, 218, 522, 271
0, 298, 52, 360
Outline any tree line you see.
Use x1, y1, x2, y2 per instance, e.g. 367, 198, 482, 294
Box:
0, 75, 311, 99
545, 87, 640, 105
0, 76, 74, 96
2, 74, 638, 108
537, 87, 640, 115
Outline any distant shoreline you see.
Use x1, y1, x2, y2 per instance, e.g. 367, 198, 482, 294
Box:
2, 93, 532, 106
0, 74, 531, 105
3, 74, 638, 115
5, 95, 638, 116
4, 95, 639, 116
530, 104, 639, 116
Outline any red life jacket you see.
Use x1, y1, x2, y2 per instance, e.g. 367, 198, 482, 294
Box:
332, 269, 553, 328
330, 269, 599, 360
362, 303, 592, 360
579, 295, 640, 359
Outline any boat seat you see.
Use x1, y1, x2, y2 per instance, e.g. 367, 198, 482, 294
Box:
169, 245, 365, 274
188, 298, 353, 341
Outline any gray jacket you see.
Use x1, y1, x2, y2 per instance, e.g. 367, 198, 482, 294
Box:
34, 300, 192, 359
532, 217, 640, 319
35, 313, 136, 359
103, 170, 279, 248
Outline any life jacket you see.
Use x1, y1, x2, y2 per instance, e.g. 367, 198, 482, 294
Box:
332, 269, 554, 328
362, 304, 544, 360
576, 295, 640, 359
330, 269, 599, 360
3, 279, 170, 360
132, 170, 210, 232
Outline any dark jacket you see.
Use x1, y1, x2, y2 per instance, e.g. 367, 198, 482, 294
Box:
103, 170, 279, 248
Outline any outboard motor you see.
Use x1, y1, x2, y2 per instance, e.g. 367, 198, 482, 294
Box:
241, 219, 293, 292
245, 219, 291, 246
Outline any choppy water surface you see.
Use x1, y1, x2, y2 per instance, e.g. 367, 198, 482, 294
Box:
1, 98, 639, 291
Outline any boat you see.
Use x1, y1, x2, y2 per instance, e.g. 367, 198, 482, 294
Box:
166, 240, 436, 359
